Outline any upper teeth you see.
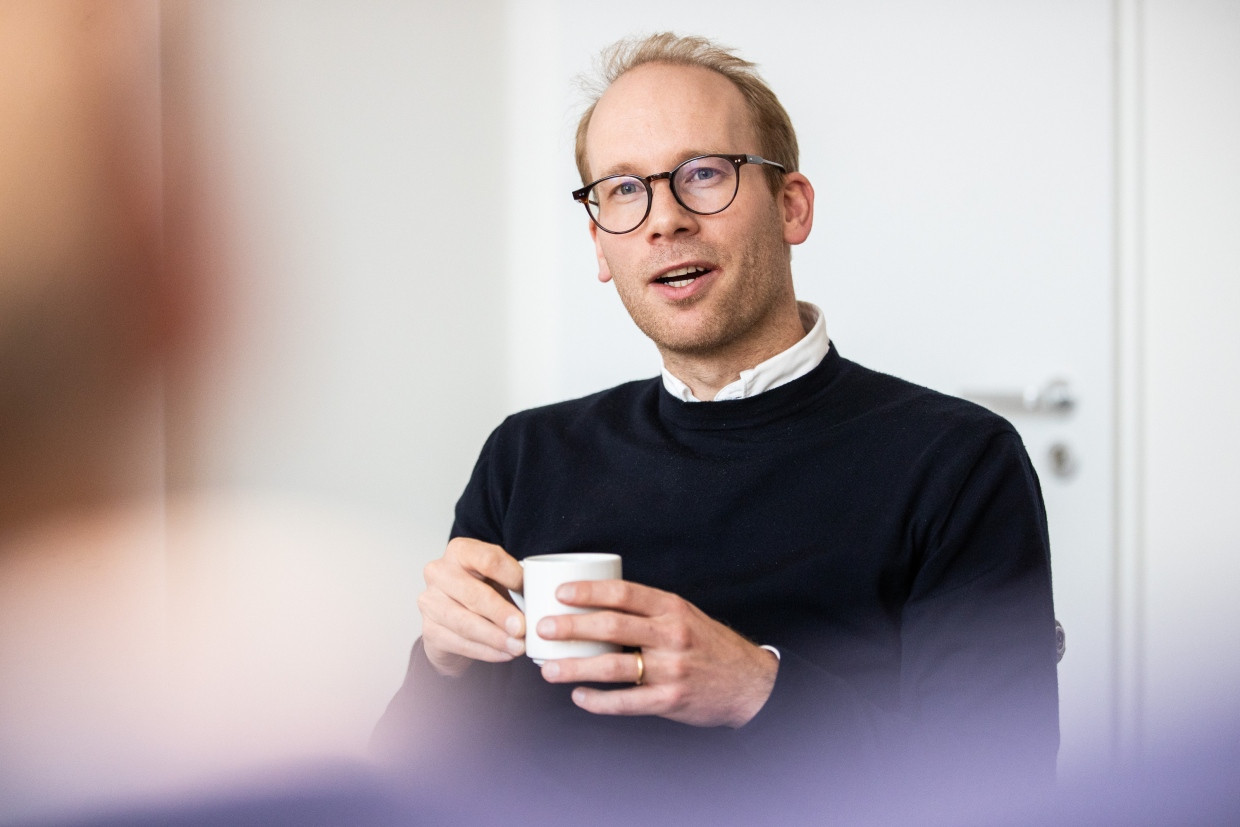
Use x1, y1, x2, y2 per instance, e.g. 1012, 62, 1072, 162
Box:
662, 266, 705, 287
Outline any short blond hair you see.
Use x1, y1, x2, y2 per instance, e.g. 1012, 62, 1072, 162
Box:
574, 32, 799, 194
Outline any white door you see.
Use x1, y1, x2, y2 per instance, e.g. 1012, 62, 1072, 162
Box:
505, 0, 1117, 775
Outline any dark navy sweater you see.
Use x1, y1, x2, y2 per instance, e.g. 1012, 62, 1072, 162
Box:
375, 346, 1059, 816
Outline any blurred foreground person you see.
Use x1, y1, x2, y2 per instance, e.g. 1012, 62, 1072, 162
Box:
0, 2, 420, 823
0, 1, 181, 817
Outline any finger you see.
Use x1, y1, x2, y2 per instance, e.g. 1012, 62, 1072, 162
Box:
423, 617, 522, 665
539, 651, 644, 685
445, 537, 523, 591
536, 609, 655, 649
419, 589, 524, 656
555, 579, 669, 615
425, 555, 525, 638
570, 684, 672, 717
436, 567, 525, 636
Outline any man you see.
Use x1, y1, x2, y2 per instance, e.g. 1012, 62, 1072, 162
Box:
375, 33, 1058, 820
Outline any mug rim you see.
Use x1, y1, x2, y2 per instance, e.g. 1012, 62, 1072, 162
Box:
522, 552, 621, 564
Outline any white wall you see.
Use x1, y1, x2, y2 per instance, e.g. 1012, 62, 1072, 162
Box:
1137, 0, 1240, 753
165, 0, 511, 766
184, 0, 508, 533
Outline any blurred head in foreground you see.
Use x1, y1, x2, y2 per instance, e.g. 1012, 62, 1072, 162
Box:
0, 0, 197, 530
1, 4, 417, 822
0, 0, 203, 817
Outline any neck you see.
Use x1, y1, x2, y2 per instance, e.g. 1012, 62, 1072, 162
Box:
660, 301, 808, 401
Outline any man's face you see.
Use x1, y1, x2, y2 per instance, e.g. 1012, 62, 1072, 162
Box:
584, 62, 804, 361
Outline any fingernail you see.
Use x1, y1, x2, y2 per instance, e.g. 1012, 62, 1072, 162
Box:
541, 661, 560, 679
557, 583, 577, 602
571, 688, 587, 705
505, 637, 524, 655
505, 614, 523, 636
537, 618, 555, 638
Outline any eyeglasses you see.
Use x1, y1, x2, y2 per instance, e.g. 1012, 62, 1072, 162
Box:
571, 153, 786, 235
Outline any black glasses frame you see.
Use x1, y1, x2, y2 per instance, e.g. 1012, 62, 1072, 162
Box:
571, 153, 787, 235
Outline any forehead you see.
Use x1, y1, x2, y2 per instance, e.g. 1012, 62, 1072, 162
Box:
585, 62, 756, 178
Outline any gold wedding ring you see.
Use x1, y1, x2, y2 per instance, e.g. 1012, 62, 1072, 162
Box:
634, 650, 645, 686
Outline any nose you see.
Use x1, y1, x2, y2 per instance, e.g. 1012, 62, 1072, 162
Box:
643, 177, 697, 239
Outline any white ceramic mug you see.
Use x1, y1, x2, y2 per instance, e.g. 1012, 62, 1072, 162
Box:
510, 552, 622, 663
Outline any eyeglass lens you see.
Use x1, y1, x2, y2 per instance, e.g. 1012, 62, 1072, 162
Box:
587, 155, 740, 234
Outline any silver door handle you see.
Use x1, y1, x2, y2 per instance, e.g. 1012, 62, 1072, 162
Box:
962, 378, 1076, 416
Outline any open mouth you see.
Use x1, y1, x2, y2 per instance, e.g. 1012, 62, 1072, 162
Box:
654, 265, 712, 288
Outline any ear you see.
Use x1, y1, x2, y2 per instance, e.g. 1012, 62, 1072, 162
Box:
780, 172, 815, 246
590, 220, 612, 283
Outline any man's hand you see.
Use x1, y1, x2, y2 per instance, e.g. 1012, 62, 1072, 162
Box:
418, 538, 525, 677
535, 580, 779, 729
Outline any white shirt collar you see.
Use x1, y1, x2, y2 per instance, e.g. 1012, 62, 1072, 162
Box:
661, 302, 831, 402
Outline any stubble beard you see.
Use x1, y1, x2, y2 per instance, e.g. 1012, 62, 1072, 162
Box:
608, 211, 795, 360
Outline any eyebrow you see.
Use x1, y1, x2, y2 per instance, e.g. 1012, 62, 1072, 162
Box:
595, 150, 717, 181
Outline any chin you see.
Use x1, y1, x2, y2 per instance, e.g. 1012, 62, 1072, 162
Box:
647, 326, 735, 358
624, 299, 742, 357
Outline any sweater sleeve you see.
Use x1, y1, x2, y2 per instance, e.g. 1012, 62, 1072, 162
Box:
370, 638, 500, 767
900, 429, 1059, 778
734, 429, 1059, 790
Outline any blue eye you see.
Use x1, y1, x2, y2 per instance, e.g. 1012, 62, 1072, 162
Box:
602, 178, 645, 204
678, 158, 733, 191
